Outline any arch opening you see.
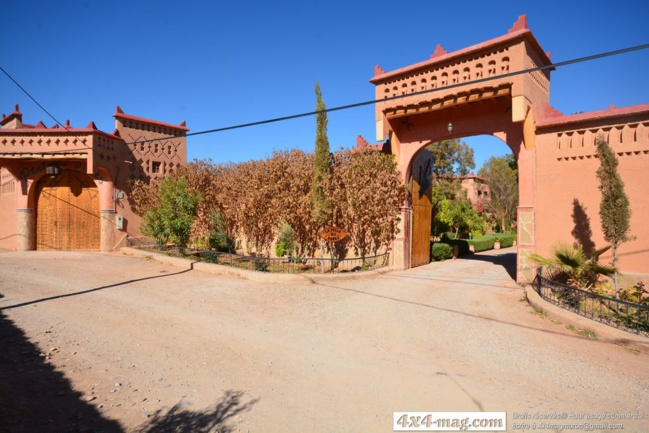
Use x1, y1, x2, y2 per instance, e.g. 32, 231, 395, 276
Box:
35, 169, 101, 250
407, 134, 519, 271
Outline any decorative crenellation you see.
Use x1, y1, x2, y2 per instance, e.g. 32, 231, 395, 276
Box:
555, 122, 648, 150
0, 134, 88, 149
120, 119, 184, 137
378, 48, 511, 100
431, 44, 448, 58
556, 150, 649, 162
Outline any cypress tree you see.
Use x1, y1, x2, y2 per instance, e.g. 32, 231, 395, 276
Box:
596, 138, 631, 298
311, 81, 331, 226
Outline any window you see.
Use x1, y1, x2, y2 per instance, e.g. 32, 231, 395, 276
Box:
151, 161, 161, 174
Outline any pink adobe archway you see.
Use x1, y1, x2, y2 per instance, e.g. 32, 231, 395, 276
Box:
371, 15, 649, 282
387, 95, 536, 281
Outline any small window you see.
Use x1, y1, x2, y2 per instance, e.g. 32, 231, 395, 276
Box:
151, 161, 161, 174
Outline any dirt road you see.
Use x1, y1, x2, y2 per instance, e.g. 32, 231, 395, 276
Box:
1, 249, 647, 432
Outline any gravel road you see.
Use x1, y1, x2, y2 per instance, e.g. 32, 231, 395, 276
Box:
0, 249, 647, 432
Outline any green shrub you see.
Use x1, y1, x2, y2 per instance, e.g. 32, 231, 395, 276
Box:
275, 243, 286, 257
275, 223, 296, 258
208, 210, 235, 252
440, 232, 457, 241
431, 242, 453, 261
142, 176, 201, 248
469, 237, 495, 252
495, 233, 516, 248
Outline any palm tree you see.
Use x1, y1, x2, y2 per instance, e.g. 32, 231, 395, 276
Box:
528, 241, 615, 289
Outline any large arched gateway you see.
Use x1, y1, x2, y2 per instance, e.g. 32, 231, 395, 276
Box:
370, 15, 649, 282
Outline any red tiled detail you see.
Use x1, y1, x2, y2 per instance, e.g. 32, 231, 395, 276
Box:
114, 108, 189, 131
508, 14, 528, 33
536, 103, 649, 128
431, 44, 448, 58
356, 134, 369, 148
370, 20, 551, 84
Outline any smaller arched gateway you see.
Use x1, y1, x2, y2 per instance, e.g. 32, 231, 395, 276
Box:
0, 105, 188, 252
35, 170, 100, 250
370, 15, 649, 282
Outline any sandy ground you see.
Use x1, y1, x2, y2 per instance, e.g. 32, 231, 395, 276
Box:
0, 248, 647, 433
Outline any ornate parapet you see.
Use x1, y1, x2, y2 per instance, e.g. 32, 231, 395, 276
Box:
536, 104, 649, 161
113, 106, 188, 182
370, 15, 552, 140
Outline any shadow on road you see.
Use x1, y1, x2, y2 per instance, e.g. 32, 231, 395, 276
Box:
0, 306, 123, 433
0, 265, 197, 311
458, 251, 517, 281
136, 390, 259, 433
0, 299, 258, 432
306, 279, 606, 344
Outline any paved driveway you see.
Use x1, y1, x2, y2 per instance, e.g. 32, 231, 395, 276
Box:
0, 249, 647, 432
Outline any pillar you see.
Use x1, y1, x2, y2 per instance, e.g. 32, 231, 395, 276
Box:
97, 176, 116, 252
515, 135, 537, 283
100, 210, 116, 252
16, 208, 35, 250
392, 206, 411, 270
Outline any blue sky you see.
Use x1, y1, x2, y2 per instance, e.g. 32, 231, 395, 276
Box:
2, 0, 648, 171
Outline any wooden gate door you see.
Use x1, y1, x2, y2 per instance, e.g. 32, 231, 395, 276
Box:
411, 165, 432, 267
36, 170, 100, 250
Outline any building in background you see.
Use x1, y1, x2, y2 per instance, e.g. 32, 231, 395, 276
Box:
460, 173, 489, 213
0, 105, 187, 251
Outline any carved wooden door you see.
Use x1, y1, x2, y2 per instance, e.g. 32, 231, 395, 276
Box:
411, 162, 432, 268
36, 170, 100, 250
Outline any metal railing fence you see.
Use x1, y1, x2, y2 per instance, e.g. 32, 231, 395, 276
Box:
131, 242, 390, 274
534, 266, 649, 337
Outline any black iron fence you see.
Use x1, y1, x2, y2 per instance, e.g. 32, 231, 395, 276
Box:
132, 242, 390, 274
533, 267, 649, 337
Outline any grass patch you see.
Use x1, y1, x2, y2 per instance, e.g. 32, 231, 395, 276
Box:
531, 306, 547, 318
578, 328, 598, 339
527, 305, 561, 324
566, 324, 598, 339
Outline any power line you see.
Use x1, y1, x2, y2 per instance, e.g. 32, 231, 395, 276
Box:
123, 42, 649, 145
0, 66, 69, 131
3, 43, 648, 149
0, 66, 90, 154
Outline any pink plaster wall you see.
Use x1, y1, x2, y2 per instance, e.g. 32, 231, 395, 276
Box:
0, 166, 18, 249
535, 108, 649, 274
111, 106, 188, 241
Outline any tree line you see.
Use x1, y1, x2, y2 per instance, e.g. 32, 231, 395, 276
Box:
129, 147, 406, 260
